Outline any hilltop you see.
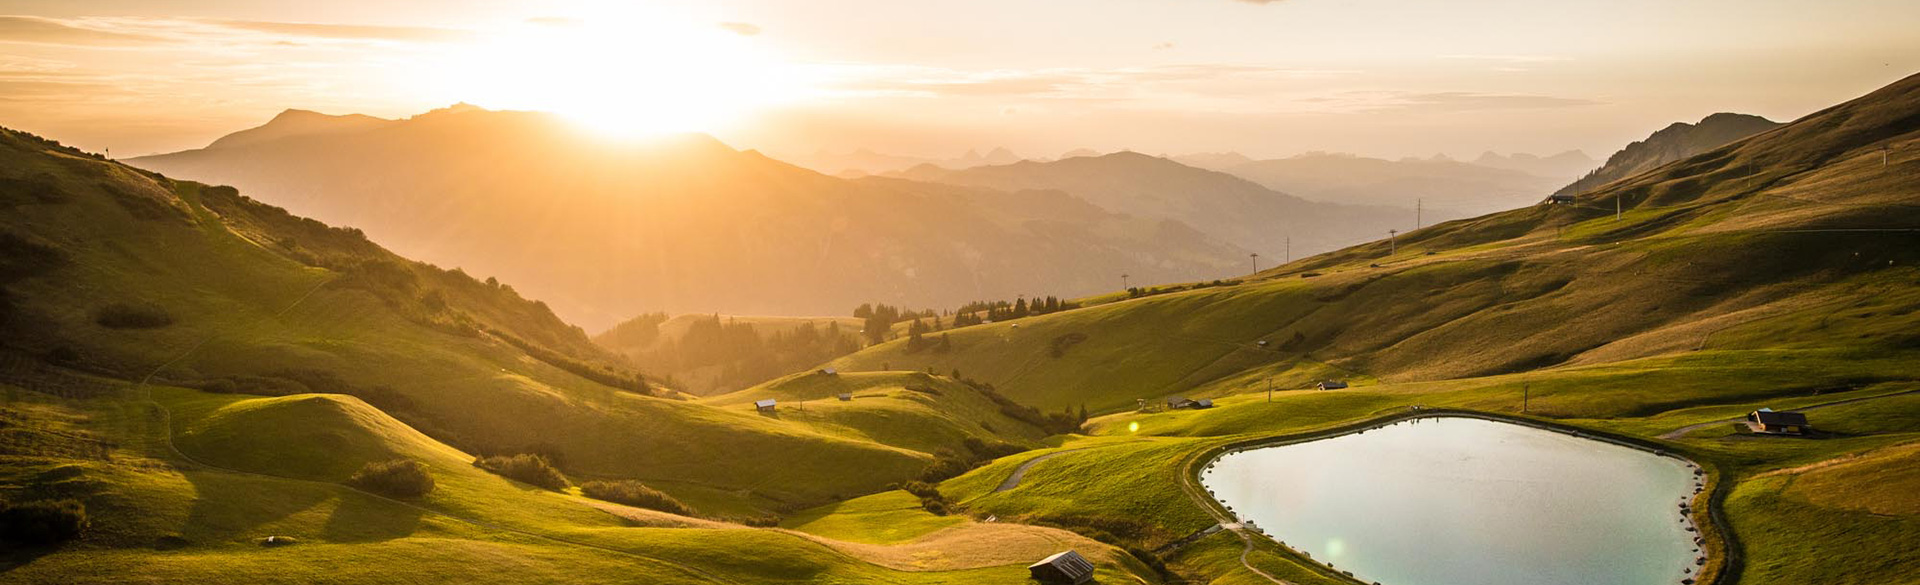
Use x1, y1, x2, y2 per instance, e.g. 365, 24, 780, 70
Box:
129, 107, 1249, 329
1556, 112, 1782, 196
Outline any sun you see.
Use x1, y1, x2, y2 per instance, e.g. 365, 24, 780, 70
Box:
433, 6, 803, 138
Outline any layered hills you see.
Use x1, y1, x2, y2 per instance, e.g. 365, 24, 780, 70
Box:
129, 108, 1251, 330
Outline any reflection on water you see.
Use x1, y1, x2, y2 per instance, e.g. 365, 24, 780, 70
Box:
1202, 417, 1698, 585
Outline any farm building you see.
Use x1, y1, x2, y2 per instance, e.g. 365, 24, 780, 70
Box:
754, 399, 778, 413
1192, 399, 1214, 409
836, 393, 852, 401
1166, 396, 1195, 409
1746, 408, 1810, 435
819, 367, 838, 376
1545, 194, 1576, 204
1317, 380, 1349, 390
1028, 550, 1095, 584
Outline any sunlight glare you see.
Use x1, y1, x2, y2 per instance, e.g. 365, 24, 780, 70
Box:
435, 5, 804, 138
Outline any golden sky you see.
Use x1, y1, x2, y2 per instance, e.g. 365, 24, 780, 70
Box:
3, 0, 1917, 162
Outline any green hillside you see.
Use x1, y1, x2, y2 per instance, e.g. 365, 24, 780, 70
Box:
821, 73, 1920, 584
0, 126, 1030, 515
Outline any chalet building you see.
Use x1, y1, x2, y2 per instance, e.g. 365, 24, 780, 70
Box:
1746, 408, 1810, 435
1317, 380, 1349, 390
819, 368, 838, 376
1166, 397, 1195, 409
1192, 399, 1215, 409
1028, 550, 1095, 584
1546, 194, 1576, 204
836, 393, 853, 401
754, 399, 778, 413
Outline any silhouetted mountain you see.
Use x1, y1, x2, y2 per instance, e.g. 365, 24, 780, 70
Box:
130, 107, 1248, 329
1555, 113, 1782, 196
889, 151, 1406, 260
205, 108, 397, 150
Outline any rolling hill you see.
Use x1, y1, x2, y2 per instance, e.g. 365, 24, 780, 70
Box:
0, 126, 1112, 516
821, 71, 1920, 585
833, 75, 1919, 413
128, 106, 1249, 330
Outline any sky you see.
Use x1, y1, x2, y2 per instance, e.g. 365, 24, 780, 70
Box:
2, 0, 1917, 164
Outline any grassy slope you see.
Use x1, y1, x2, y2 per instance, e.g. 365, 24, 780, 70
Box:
843, 73, 1920, 584
832, 72, 1920, 415
705, 371, 1053, 456
0, 375, 1162, 584
0, 127, 980, 511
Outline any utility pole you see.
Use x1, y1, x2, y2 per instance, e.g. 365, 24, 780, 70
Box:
1285, 236, 1291, 263
1388, 229, 1398, 254
1523, 383, 1530, 413
1615, 195, 1621, 222
1121, 273, 1130, 290
1416, 198, 1423, 230
1266, 377, 1272, 403
1250, 253, 1260, 274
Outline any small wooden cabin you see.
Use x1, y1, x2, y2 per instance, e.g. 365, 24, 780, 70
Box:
1028, 550, 1095, 584
1317, 380, 1349, 391
836, 393, 852, 402
1192, 399, 1214, 409
1166, 396, 1195, 409
754, 399, 778, 413
1546, 194, 1576, 205
1746, 408, 1810, 435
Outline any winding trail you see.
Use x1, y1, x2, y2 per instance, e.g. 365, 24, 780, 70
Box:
1658, 387, 1920, 440
993, 443, 1136, 492
132, 278, 739, 584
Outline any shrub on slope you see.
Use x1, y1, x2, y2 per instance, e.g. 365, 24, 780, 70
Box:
474, 454, 569, 490
579, 480, 692, 516
346, 459, 436, 498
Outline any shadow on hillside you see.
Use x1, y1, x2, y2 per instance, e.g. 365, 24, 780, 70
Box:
320, 491, 424, 542
0, 546, 59, 572
178, 467, 422, 544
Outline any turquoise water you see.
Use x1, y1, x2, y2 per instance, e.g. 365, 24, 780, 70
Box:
1201, 417, 1700, 585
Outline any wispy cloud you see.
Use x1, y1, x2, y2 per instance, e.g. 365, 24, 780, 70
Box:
719, 22, 761, 36
0, 16, 171, 46
1438, 54, 1570, 64
211, 20, 477, 43
1334, 90, 1603, 113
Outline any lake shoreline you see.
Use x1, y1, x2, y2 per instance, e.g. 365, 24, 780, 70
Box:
1183, 407, 1731, 585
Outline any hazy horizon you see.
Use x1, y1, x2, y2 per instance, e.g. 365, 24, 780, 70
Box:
4, 0, 1917, 163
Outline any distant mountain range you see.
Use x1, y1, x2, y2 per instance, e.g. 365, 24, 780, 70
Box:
129, 107, 1257, 329
1210, 152, 1566, 219
888, 151, 1410, 263
785, 146, 1026, 176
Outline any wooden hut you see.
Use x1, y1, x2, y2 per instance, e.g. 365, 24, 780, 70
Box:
1746, 408, 1810, 435
754, 399, 778, 413
1316, 380, 1349, 390
836, 393, 852, 402
1028, 550, 1095, 584
1166, 396, 1195, 409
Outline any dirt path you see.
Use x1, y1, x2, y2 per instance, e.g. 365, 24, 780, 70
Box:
1657, 387, 1920, 440
994, 445, 1105, 492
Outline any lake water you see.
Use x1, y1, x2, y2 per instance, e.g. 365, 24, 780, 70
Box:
1201, 416, 1699, 585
